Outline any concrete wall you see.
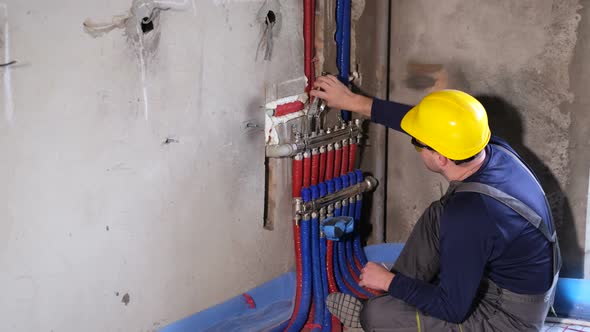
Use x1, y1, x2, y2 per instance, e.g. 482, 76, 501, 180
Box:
0, 0, 302, 330
386, 0, 588, 278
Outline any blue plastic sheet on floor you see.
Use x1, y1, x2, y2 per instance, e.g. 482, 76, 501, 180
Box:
160, 273, 295, 332
160, 243, 590, 331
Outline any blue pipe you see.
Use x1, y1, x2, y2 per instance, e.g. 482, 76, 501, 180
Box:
354, 170, 368, 266
335, 0, 351, 122
310, 186, 324, 332
332, 204, 354, 296
333, 177, 372, 298
346, 197, 362, 276
317, 182, 332, 331
337, 238, 372, 298
287, 189, 313, 332
319, 236, 331, 332
341, 174, 361, 275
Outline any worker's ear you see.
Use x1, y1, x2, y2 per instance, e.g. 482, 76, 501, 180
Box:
435, 152, 449, 167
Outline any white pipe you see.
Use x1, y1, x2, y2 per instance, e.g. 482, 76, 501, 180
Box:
0, 3, 14, 124
545, 316, 590, 327
153, 0, 190, 10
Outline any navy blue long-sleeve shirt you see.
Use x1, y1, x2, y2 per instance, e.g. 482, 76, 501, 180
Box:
371, 98, 554, 323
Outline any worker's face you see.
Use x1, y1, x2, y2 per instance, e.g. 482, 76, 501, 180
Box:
411, 138, 444, 173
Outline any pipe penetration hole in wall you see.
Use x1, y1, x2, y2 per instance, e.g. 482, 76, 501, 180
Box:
141, 16, 154, 34
266, 10, 276, 25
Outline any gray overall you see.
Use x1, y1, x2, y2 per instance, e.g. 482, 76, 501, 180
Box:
360, 145, 562, 332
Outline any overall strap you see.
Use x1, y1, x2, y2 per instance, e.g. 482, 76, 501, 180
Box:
453, 142, 561, 276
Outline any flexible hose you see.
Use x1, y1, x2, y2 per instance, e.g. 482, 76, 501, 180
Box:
292, 155, 304, 198
353, 170, 369, 266
349, 142, 357, 172
284, 155, 304, 331
304, 0, 315, 93
311, 212, 324, 331
319, 236, 332, 332
347, 173, 364, 273
326, 145, 335, 181
331, 205, 354, 297
334, 144, 342, 178
335, 0, 351, 121
310, 186, 324, 331
284, 221, 303, 331
341, 143, 349, 177
287, 213, 313, 331
346, 196, 362, 277
319, 146, 327, 183
303, 151, 312, 188
311, 149, 320, 186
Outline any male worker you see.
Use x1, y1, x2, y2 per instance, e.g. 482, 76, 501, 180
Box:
310, 75, 561, 332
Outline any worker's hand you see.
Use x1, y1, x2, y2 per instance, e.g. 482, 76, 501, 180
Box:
310, 75, 373, 117
359, 262, 395, 292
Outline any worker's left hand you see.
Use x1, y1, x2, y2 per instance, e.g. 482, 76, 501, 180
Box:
359, 262, 395, 292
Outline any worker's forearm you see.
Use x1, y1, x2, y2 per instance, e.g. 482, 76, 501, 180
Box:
348, 94, 373, 118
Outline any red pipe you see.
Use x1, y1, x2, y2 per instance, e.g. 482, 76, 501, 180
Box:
311, 149, 320, 186
319, 146, 327, 183
303, 151, 312, 188
304, 0, 315, 93
292, 155, 304, 198
326, 241, 339, 293
349, 141, 357, 173
354, 256, 364, 274
326, 145, 335, 181
341, 141, 349, 177
286, 221, 303, 331
275, 100, 305, 117
334, 143, 342, 178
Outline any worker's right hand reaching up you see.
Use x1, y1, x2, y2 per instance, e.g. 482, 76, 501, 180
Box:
311, 75, 374, 117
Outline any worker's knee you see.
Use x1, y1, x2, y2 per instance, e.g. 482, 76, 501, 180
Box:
360, 296, 386, 330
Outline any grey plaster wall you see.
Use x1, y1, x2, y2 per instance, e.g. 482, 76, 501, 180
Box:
387, 0, 588, 277
0, 0, 302, 330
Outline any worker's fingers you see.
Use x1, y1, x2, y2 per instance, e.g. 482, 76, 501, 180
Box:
314, 76, 334, 87
313, 80, 333, 91
325, 74, 340, 84
309, 90, 328, 100
359, 279, 366, 287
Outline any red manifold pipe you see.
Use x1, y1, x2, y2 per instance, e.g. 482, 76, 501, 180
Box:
303, 151, 312, 188
319, 146, 327, 183
326, 144, 335, 181
311, 148, 320, 186
348, 139, 357, 172
304, 0, 315, 93
292, 154, 304, 198
286, 221, 303, 331
341, 140, 349, 177
334, 142, 342, 178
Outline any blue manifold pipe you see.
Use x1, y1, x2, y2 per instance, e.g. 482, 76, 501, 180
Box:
332, 201, 354, 296
287, 188, 313, 332
335, 176, 372, 298
335, 0, 352, 122
354, 170, 369, 266
346, 173, 362, 276
310, 185, 324, 332
318, 182, 332, 332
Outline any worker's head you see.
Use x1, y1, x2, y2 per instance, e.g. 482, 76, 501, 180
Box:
401, 90, 491, 176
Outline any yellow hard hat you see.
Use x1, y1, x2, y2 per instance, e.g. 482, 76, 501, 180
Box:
401, 90, 491, 160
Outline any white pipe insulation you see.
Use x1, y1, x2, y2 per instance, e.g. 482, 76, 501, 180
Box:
153, 0, 191, 10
